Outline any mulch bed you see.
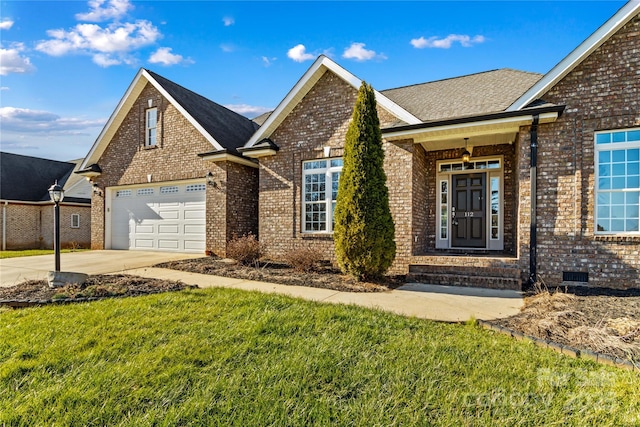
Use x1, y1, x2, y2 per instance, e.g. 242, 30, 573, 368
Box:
493, 286, 640, 364
154, 257, 404, 293
0, 274, 195, 307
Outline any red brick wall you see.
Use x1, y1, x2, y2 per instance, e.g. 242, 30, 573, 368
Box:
520, 13, 640, 288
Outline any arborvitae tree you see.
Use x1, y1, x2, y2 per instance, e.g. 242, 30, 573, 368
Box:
333, 81, 395, 280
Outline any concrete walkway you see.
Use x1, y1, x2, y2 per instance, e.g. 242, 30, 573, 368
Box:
121, 267, 523, 322
0, 251, 523, 322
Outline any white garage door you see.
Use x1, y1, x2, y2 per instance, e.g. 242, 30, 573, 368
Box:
110, 182, 206, 253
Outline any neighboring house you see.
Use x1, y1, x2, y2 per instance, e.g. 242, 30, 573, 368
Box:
0, 152, 92, 250
79, 2, 640, 290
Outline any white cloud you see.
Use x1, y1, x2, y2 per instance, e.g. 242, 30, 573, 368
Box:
0, 19, 14, 30
224, 104, 272, 118
76, 0, 133, 22
223, 16, 234, 26
287, 44, 315, 62
149, 47, 193, 66
261, 56, 276, 67
0, 87, 9, 91
36, 20, 162, 67
0, 44, 35, 75
411, 34, 485, 49
220, 43, 235, 53
342, 42, 385, 62
0, 107, 104, 133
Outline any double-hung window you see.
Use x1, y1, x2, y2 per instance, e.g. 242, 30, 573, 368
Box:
595, 128, 640, 234
302, 158, 343, 232
145, 108, 157, 147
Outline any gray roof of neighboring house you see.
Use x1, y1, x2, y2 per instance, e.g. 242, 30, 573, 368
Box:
0, 152, 89, 203
251, 111, 272, 127
145, 69, 259, 154
381, 69, 543, 122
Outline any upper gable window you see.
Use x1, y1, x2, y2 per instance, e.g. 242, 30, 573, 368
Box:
146, 108, 157, 147
595, 128, 640, 234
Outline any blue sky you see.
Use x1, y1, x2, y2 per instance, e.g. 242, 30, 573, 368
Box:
0, 0, 627, 161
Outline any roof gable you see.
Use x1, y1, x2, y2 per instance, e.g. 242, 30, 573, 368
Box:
81, 69, 258, 169
0, 152, 77, 202
382, 69, 542, 122
244, 55, 421, 148
508, 0, 640, 111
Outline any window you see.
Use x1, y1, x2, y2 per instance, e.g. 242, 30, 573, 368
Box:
160, 186, 179, 194
137, 188, 154, 196
186, 183, 206, 192
146, 108, 157, 147
302, 158, 343, 232
116, 189, 132, 197
595, 128, 640, 234
71, 213, 80, 229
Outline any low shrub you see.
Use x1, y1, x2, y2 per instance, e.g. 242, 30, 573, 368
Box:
283, 246, 325, 272
226, 233, 264, 266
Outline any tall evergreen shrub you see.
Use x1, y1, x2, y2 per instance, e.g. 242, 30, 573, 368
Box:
333, 82, 396, 280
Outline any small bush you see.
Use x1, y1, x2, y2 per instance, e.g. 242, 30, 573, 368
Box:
226, 233, 264, 266
283, 246, 324, 272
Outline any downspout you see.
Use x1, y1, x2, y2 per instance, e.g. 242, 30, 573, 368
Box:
528, 114, 539, 286
2, 201, 7, 251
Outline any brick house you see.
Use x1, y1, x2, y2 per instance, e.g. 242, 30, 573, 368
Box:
240, 1, 640, 290
80, 2, 639, 290
0, 152, 92, 250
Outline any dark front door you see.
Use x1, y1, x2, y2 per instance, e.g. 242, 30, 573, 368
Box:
452, 173, 486, 248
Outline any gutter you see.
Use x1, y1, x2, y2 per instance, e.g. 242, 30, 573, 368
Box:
529, 114, 539, 286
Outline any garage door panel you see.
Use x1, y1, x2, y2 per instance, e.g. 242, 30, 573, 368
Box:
158, 240, 180, 250
159, 224, 180, 234
111, 182, 206, 253
134, 239, 154, 248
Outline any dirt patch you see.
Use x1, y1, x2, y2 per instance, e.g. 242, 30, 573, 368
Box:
0, 274, 194, 305
154, 257, 403, 293
493, 287, 640, 364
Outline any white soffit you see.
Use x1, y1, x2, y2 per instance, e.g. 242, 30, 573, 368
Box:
243, 55, 421, 148
508, 1, 640, 111
384, 112, 559, 143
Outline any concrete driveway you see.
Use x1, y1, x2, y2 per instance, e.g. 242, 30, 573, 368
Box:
0, 250, 204, 287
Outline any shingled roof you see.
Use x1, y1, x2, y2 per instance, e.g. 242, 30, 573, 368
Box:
0, 152, 88, 203
381, 69, 543, 122
144, 70, 259, 153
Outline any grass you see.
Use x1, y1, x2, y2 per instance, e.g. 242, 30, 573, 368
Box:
0, 249, 89, 259
1, 288, 639, 426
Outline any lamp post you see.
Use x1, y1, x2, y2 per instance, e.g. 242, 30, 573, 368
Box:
48, 181, 65, 272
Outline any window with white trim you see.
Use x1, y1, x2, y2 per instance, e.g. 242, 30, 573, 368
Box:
595, 128, 640, 234
302, 158, 343, 232
71, 213, 80, 229
146, 108, 157, 147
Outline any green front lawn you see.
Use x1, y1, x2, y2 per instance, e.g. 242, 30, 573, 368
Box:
1, 288, 638, 426
0, 249, 89, 259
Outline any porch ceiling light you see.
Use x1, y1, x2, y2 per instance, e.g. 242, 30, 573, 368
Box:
462, 138, 471, 163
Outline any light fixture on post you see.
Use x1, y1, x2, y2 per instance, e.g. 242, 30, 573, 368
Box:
48, 181, 65, 272
206, 171, 216, 187
462, 138, 471, 163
